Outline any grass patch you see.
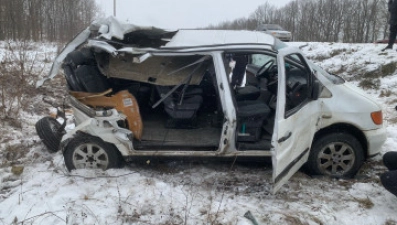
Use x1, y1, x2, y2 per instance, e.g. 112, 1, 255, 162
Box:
388, 98, 397, 104
1, 117, 22, 129
0, 143, 29, 167
354, 197, 374, 209
330, 48, 346, 57
387, 117, 397, 124
363, 70, 381, 79
310, 54, 329, 61
4, 144, 24, 161
356, 62, 397, 80
359, 79, 380, 90
283, 214, 306, 225
381, 62, 397, 76
380, 89, 392, 97
385, 219, 397, 225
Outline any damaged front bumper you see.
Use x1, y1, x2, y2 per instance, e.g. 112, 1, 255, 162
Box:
61, 95, 135, 156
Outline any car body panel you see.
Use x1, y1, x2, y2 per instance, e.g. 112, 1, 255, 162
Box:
42, 17, 386, 193
309, 61, 387, 156
364, 127, 387, 157
165, 30, 276, 47
37, 17, 173, 87
319, 83, 383, 130
271, 47, 321, 193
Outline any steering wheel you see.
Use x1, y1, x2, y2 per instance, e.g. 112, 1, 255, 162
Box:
286, 81, 304, 107
256, 59, 275, 78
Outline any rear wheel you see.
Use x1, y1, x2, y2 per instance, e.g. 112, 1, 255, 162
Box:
63, 136, 122, 171
305, 132, 364, 178
35, 117, 64, 152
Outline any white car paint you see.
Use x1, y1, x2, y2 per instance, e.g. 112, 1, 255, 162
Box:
311, 63, 385, 156
44, 17, 386, 193
165, 30, 276, 47
271, 47, 321, 193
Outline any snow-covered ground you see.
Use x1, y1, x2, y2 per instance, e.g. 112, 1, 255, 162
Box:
1, 42, 397, 225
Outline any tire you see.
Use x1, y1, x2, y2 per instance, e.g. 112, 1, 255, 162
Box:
305, 132, 364, 178
63, 135, 122, 171
35, 117, 64, 152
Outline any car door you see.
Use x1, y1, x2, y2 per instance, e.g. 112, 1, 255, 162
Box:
272, 47, 321, 193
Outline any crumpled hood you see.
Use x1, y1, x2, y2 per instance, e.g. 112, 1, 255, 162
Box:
342, 82, 383, 110
37, 17, 174, 87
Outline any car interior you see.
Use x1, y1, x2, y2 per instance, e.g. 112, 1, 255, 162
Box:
63, 47, 310, 152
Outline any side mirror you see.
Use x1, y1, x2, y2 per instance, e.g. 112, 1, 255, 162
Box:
311, 79, 321, 100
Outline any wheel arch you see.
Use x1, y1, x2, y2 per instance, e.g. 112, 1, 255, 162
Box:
313, 123, 368, 159
61, 131, 124, 159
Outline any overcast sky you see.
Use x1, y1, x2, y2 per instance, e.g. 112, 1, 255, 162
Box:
95, 0, 292, 29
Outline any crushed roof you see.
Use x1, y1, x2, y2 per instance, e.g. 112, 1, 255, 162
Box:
165, 30, 276, 47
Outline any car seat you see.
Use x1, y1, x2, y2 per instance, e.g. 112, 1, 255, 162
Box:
63, 48, 109, 93
235, 86, 260, 101
236, 100, 270, 142
156, 85, 203, 121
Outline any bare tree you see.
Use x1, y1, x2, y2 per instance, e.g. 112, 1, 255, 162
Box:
210, 0, 388, 43
0, 0, 98, 42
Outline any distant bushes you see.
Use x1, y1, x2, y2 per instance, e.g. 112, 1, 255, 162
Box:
0, 41, 53, 119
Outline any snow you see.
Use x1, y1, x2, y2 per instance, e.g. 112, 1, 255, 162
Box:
1, 41, 397, 224
165, 30, 275, 47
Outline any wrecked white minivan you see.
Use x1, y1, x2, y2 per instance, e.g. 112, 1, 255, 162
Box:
37, 17, 386, 192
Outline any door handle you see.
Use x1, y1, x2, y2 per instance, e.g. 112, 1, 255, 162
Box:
278, 131, 292, 143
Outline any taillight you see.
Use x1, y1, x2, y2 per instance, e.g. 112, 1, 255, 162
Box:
371, 111, 383, 125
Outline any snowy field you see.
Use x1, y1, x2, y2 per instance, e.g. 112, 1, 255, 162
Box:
1, 41, 397, 225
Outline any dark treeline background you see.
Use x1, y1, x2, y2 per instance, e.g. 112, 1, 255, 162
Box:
0, 0, 390, 43
209, 0, 388, 43
0, 0, 98, 42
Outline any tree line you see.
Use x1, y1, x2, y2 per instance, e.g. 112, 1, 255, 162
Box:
0, 0, 98, 42
0, 0, 388, 43
209, 0, 388, 43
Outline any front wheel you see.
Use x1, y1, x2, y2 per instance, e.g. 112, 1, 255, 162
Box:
63, 136, 122, 171
35, 117, 64, 152
305, 132, 364, 178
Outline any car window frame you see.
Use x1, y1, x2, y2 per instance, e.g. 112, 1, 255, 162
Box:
282, 53, 314, 118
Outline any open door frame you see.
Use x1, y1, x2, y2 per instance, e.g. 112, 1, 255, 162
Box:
271, 47, 321, 193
